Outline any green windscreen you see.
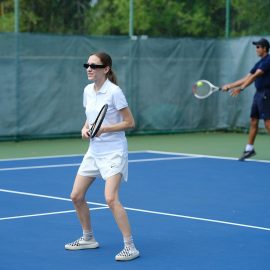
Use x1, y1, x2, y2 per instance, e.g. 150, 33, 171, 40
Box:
0, 33, 264, 140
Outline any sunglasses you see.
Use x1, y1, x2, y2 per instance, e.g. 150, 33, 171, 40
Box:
83, 63, 106, 69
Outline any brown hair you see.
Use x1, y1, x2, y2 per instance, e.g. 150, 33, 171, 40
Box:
92, 52, 118, 85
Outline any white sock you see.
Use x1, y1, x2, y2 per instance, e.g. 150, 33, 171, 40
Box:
245, 144, 254, 151
124, 235, 135, 249
83, 230, 94, 241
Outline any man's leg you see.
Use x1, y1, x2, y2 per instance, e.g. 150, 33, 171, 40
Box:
247, 118, 259, 145
264, 119, 270, 133
239, 118, 259, 161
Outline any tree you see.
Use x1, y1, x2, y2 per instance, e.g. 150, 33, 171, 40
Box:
0, 0, 14, 32
20, 0, 90, 34
230, 0, 270, 36
85, 0, 228, 37
0, 0, 91, 34
0, 0, 269, 37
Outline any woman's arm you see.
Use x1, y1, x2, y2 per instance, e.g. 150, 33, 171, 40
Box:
81, 120, 90, 139
97, 107, 135, 136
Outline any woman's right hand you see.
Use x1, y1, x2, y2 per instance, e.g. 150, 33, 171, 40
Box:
81, 126, 90, 139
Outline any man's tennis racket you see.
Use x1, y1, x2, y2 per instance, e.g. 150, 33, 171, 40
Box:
192, 80, 222, 99
88, 104, 108, 138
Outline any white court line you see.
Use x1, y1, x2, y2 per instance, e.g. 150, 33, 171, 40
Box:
0, 188, 270, 232
124, 206, 270, 232
0, 151, 144, 161
0, 156, 197, 171
1, 150, 269, 164
0, 188, 106, 206
0, 154, 84, 162
0, 206, 109, 221
146, 150, 270, 163
129, 156, 197, 163
0, 163, 81, 171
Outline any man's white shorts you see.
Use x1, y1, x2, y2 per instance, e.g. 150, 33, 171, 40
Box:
78, 151, 128, 182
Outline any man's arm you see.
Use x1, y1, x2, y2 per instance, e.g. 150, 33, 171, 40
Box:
222, 69, 264, 96
222, 73, 252, 91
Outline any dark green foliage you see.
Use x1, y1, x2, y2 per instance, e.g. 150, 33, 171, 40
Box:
0, 0, 269, 37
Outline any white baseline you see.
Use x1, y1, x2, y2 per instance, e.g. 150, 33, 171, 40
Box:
0, 188, 269, 232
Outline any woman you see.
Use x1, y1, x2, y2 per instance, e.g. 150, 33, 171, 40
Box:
65, 52, 139, 261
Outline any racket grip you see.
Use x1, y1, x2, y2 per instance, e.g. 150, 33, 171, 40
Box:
87, 124, 94, 137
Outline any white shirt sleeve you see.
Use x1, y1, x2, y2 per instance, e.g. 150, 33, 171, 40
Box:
112, 87, 128, 110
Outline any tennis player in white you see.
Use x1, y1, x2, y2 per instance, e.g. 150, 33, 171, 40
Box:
65, 52, 139, 261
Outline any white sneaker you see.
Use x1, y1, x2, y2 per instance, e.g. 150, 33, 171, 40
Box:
115, 246, 140, 261
65, 237, 99, 250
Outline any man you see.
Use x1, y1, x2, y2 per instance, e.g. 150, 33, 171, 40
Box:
223, 38, 270, 161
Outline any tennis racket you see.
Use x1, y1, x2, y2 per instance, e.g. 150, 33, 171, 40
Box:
88, 104, 108, 138
192, 80, 222, 99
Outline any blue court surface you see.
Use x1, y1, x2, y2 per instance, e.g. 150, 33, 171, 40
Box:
1, 151, 270, 270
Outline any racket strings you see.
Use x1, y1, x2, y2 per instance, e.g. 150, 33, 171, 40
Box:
89, 104, 108, 138
193, 82, 212, 98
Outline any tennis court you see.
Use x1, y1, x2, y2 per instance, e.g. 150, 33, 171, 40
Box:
1, 150, 269, 270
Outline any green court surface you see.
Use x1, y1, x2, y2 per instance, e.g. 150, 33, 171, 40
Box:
0, 132, 269, 161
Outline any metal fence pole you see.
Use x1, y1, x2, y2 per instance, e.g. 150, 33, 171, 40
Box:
225, 0, 230, 38
14, 0, 20, 139
14, 0, 19, 33
129, 0, 134, 37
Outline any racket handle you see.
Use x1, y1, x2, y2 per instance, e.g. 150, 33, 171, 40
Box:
87, 124, 94, 137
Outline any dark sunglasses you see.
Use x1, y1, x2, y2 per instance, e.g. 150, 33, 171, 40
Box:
83, 63, 106, 69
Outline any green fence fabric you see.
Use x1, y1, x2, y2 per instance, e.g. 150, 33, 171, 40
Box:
0, 33, 267, 140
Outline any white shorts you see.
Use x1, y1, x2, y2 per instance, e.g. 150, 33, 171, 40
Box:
77, 151, 128, 182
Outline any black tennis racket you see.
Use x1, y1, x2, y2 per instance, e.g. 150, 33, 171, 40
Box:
192, 80, 222, 99
88, 104, 108, 138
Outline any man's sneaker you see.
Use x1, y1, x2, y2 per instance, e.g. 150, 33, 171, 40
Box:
115, 246, 140, 261
239, 149, 256, 161
65, 237, 99, 250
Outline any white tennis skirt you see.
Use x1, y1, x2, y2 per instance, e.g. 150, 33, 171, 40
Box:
77, 150, 128, 182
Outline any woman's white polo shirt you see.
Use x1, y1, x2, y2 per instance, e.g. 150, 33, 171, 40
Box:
78, 79, 129, 181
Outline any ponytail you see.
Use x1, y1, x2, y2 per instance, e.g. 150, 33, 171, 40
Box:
107, 69, 118, 85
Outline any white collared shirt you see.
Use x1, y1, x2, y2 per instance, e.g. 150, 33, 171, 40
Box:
83, 79, 128, 156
